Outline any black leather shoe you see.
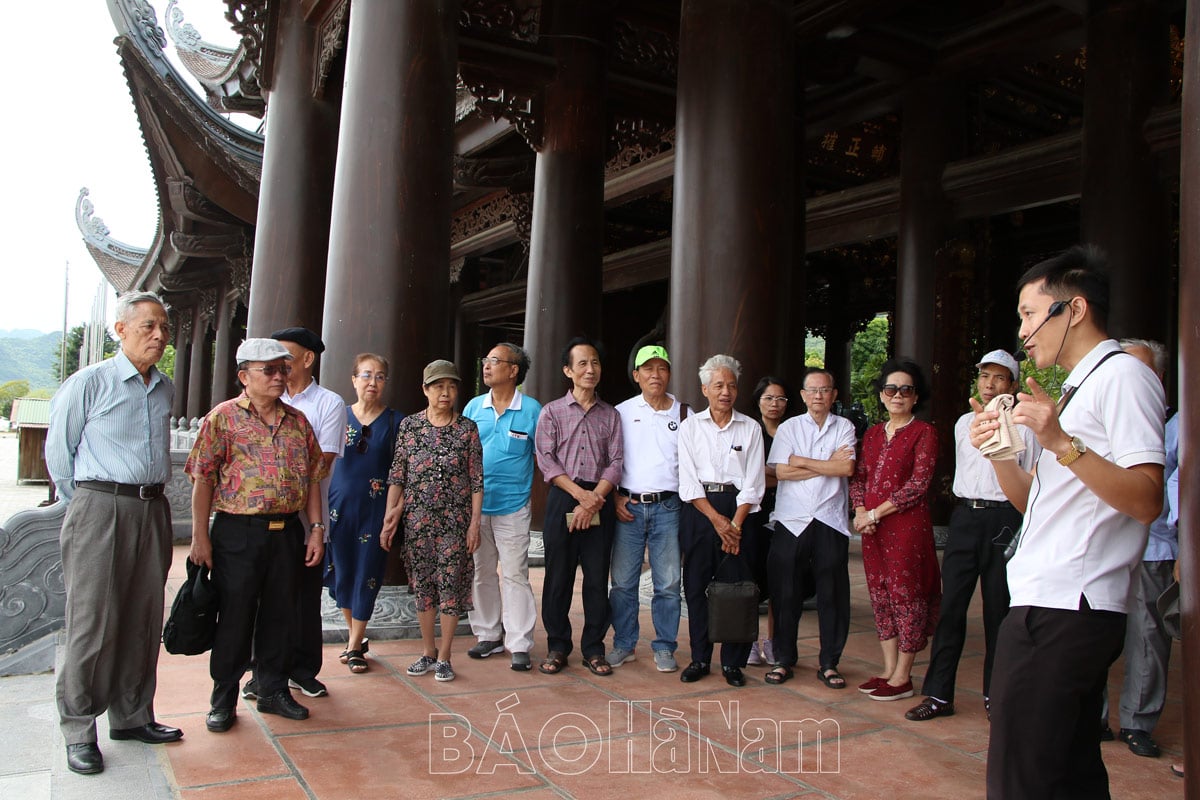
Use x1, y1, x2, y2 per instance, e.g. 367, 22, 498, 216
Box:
722, 666, 746, 687
206, 708, 236, 733
66, 743, 104, 775
110, 722, 183, 744
1100, 723, 1115, 741
1119, 728, 1161, 758
258, 690, 309, 720
680, 661, 710, 683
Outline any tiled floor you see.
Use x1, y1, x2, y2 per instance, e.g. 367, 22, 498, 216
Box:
153, 542, 1183, 799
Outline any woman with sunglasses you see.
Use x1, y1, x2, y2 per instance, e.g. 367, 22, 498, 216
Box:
850, 358, 940, 702
324, 353, 405, 673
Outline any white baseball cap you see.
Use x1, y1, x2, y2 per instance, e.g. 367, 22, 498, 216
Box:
976, 349, 1019, 381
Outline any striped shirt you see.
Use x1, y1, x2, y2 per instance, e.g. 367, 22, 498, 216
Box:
535, 391, 623, 486
45, 349, 174, 502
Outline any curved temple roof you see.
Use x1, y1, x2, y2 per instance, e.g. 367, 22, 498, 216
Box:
75, 188, 151, 293
164, 0, 264, 117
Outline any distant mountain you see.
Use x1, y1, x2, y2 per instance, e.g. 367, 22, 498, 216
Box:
0, 329, 54, 340
0, 332, 62, 389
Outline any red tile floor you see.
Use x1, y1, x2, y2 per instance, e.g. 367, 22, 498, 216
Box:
153, 542, 1182, 799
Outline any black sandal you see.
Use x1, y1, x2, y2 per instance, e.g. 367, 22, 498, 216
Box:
346, 650, 368, 673
765, 666, 793, 685
339, 638, 369, 664
584, 655, 613, 676
539, 651, 567, 675
817, 667, 846, 689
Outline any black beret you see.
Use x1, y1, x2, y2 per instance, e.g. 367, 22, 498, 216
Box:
270, 326, 325, 354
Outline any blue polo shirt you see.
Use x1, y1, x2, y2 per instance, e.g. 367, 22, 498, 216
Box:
463, 389, 542, 516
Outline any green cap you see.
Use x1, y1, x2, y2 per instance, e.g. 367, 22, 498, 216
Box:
634, 345, 670, 368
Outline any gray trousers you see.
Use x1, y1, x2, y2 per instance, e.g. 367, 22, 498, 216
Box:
1117, 560, 1175, 732
56, 487, 173, 745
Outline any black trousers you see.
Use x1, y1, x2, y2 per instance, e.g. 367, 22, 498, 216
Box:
541, 482, 615, 658
767, 520, 850, 670
680, 491, 756, 668
986, 601, 1126, 800
209, 513, 304, 709
921, 503, 1019, 701
290, 560, 324, 682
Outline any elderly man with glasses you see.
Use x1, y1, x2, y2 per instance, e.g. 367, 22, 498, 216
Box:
463, 343, 543, 671
186, 339, 328, 733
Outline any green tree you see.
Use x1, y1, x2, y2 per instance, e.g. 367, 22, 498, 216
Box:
158, 344, 176, 381
0, 379, 30, 417
54, 324, 118, 381
850, 315, 890, 421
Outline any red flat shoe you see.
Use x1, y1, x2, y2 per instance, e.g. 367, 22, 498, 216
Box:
868, 680, 914, 701
858, 676, 887, 694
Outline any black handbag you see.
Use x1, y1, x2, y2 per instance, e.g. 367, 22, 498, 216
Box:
162, 560, 218, 655
706, 555, 760, 644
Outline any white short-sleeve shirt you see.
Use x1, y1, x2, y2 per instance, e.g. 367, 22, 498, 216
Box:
768, 412, 856, 537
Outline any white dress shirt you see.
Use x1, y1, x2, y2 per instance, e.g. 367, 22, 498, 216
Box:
951, 410, 1040, 501
768, 412, 856, 537
1007, 340, 1165, 613
283, 378, 348, 532
615, 394, 682, 493
677, 408, 765, 512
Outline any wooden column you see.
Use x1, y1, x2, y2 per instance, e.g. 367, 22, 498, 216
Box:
668, 0, 794, 408
171, 317, 191, 419
1080, 0, 1169, 340
186, 306, 212, 419
522, 4, 608, 403
1177, 0, 1198, 790
211, 290, 237, 404
245, 0, 340, 336
322, 0, 457, 412
825, 278, 851, 398
894, 78, 964, 371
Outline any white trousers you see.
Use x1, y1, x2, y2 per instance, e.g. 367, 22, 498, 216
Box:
469, 502, 537, 653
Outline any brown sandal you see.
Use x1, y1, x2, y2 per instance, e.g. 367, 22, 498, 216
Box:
584, 655, 613, 676
539, 651, 567, 675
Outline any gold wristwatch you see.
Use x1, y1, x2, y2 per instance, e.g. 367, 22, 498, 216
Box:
1056, 435, 1086, 467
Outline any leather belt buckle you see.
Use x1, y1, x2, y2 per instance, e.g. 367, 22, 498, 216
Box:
268, 519, 286, 531
138, 484, 159, 501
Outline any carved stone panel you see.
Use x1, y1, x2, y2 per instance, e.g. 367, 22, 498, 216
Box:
313, 0, 349, 98
0, 504, 67, 655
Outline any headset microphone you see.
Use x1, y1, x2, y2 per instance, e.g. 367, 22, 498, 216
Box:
1012, 300, 1068, 362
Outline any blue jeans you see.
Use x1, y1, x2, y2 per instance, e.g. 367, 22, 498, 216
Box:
609, 495, 682, 653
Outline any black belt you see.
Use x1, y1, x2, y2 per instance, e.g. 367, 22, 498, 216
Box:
215, 511, 299, 531
619, 488, 676, 504
960, 498, 1012, 510
77, 480, 164, 500
703, 482, 737, 494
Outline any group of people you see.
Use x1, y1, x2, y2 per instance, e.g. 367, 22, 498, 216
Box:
44, 242, 1180, 798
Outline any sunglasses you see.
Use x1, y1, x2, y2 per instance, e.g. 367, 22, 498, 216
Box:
246, 364, 292, 377
356, 424, 372, 454
881, 384, 916, 398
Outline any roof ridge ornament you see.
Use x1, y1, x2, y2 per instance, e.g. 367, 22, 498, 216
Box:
75, 188, 149, 267
165, 0, 204, 52
124, 0, 168, 53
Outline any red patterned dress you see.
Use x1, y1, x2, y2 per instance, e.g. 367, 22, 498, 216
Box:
850, 419, 941, 653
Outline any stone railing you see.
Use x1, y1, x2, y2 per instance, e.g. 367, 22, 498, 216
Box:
0, 502, 67, 674
170, 416, 200, 452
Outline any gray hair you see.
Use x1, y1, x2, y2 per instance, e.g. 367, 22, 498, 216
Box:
496, 342, 531, 385
1119, 338, 1168, 376
698, 354, 742, 386
115, 290, 169, 322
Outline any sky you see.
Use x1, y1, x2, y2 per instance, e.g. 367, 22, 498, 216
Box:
1, 2, 242, 335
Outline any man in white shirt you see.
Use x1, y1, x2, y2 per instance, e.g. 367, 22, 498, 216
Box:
906, 350, 1040, 723
256, 327, 347, 699
609, 346, 686, 673
972, 246, 1165, 798
677, 354, 765, 687
764, 368, 856, 689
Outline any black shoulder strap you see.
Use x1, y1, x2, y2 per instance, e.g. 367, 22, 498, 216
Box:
1057, 349, 1128, 415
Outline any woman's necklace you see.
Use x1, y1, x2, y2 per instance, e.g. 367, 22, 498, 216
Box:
885, 416, 914, 439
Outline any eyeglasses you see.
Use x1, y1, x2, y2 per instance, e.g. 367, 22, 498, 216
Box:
881, 384, 916, 398
802, 387, 834, 396
760, 395, 788, 404
356, 424, 371, 454
480, 357, 518, 366
355, 372, 388, 383
246, 364, 292, 377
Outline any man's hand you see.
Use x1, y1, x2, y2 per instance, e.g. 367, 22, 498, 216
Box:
1012, 377, 1071, 456
615, 493, 635, 522
833, 445, 855, 461
189, 533, 213, 569
576, 490, 604, 517
305, 532, 324, 567
709, 514, 741, 554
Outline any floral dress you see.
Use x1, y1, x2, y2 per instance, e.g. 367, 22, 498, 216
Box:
388, 411, 483, 617
850, 419, 941, 653
324, 406, 404, 621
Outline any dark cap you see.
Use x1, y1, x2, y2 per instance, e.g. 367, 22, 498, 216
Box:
270, 326, 325, 354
